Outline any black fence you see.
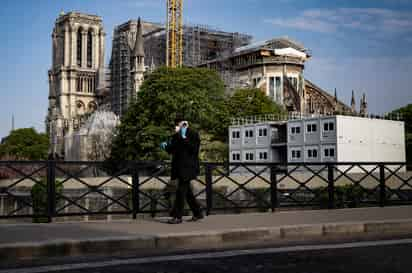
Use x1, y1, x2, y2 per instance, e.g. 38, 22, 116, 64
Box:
0, 161, 411, 222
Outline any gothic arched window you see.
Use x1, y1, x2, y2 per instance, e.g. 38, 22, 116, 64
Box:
77, 29, 82, 66
87, 31, 92, 68
88, 101, 97, 112
76, 100, 85, 115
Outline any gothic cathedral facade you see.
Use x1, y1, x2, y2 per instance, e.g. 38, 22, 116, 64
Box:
46, 12, 146, 158
45, 12, 106, 157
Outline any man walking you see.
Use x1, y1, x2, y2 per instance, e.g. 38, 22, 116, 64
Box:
160, 116, 204, 224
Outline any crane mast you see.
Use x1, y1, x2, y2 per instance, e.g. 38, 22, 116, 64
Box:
166, 0, 183, 67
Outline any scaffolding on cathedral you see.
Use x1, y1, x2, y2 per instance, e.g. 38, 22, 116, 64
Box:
109, 19, 252, 116
110, 21, 148, 117
144, 23, 252, 68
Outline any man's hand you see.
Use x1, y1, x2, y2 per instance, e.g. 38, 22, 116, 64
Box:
180, 127, 187, 139
160, 142, 168, 150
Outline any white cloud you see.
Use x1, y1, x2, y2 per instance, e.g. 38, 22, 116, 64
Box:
264, 18, 336, 33
265, 8, 412, 35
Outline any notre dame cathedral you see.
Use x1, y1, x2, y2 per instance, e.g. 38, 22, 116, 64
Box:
46, 11, 367, 159
45, 12, 145, 157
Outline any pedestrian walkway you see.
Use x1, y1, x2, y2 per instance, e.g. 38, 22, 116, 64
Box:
1, 206, 412, 261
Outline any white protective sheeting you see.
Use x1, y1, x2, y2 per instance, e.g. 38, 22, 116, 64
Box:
274, 47, 307, 60
233, 40, 268, 53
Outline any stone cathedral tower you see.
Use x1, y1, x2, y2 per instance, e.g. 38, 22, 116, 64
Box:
131, 18, 145, 95
46, 12, 105, 157
110, 18, 147, 117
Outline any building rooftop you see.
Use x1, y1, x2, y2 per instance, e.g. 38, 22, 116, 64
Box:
56, 11, 102, 23
234, 37, 309, 55
114, 20, 162, 33
230, 112, 404, 126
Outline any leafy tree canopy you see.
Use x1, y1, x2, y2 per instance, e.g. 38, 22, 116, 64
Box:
228, 88, 285, 117
390, 104, 412, 165
390, 104, 412, 133
110, 67, 228, 161
0, 128, 49, 160
110, 69, 286, 163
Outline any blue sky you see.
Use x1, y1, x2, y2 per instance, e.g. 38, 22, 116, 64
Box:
1, 0, 412, 138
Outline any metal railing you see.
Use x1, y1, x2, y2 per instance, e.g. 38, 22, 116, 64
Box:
0, 161, 411, 222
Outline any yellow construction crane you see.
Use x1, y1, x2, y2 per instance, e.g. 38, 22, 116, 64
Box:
166, 0, 183, 67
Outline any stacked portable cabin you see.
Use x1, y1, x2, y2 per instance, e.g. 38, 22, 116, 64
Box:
229, 115, 405, 166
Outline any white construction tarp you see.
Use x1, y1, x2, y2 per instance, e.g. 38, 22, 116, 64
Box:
274, 47, 307, 59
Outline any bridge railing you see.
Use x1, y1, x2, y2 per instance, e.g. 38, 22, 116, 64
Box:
0, 161, 411, 222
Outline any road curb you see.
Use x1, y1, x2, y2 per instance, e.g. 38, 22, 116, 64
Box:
280, 224, 324, 238
221, 227, 279, 242
2, 219, 412, 260
0, 236, 156, 260
364, 219, 412, 233
155, 231, 223, 249
323, 222, 365, 235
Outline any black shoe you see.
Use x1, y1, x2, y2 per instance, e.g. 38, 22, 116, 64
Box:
167, 218, 182, 224
187, 214, 204, 222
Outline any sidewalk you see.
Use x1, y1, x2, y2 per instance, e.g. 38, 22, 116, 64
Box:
1, 206, 412, 261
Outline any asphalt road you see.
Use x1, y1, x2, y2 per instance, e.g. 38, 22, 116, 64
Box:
4, 238, 412, 273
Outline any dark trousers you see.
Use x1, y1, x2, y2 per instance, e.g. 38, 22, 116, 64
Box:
171, 179, 202, 219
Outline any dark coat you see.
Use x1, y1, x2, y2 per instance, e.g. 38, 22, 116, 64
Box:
166, 128, 200, 181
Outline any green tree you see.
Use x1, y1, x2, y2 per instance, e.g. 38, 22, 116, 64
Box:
199, 132, 229, 162
0, 128, 49, 160
31, 178, 63, 223
390, 104, 412, 165
390, 104, 412, 133
228, 88, 285, 117
110, 67, 229, 161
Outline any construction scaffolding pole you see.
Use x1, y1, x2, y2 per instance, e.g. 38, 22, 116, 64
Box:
166, 0, 183, 67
